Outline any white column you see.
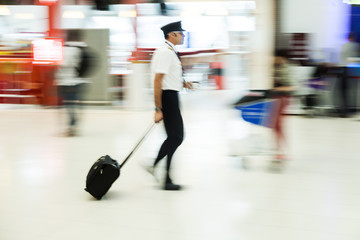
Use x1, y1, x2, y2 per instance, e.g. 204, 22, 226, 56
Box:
248, 0, 275, 89
125, 61, 151, 110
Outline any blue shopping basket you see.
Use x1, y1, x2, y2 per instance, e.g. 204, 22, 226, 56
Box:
234, 91, 279, 128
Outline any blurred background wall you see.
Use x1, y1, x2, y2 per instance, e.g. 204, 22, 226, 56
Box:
0, 0, 357, 108
279, 0, 350, 63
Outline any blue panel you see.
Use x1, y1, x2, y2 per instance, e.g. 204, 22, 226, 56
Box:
351, 6, 360, 41
235, 100, 278, 128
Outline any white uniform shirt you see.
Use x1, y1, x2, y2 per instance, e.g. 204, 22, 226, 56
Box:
150, 40, 183, 91
56, 41, 89, 86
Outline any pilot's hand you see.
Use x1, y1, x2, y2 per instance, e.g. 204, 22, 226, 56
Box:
154, 110, 163, 123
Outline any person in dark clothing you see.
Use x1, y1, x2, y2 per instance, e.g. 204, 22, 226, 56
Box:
338, 32, 360, 117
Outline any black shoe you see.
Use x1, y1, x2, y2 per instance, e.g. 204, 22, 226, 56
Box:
164, 183, 182, 191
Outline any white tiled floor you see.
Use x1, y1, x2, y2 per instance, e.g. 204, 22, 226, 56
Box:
1, 89, 360, 240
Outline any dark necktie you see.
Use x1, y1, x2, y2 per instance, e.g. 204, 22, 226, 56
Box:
176, 51, 184, 74
176, 51, 181, 61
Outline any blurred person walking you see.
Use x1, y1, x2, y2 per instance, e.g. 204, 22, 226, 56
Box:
56, 29, 90, 136
338, 32, 360, 117
271, 49, 295, 162
147, 21, 192, 190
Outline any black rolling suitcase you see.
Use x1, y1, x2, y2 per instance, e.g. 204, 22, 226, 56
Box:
85, 124, 155, 200
85, 155, 120, 200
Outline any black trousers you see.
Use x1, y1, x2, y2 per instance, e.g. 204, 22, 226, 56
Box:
154, 90, 184, 183
339, 67, 349, 116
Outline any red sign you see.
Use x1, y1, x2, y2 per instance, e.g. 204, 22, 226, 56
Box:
32, 38, 63, 64
37, 0, 58, 5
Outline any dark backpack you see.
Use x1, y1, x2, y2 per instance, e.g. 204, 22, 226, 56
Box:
76, 46, 97, 78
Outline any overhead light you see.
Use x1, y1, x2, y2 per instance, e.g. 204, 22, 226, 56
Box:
205, 8, 229, 16
15, 13, 35, 19
118, 10, 136, 17
62, 11, 85, 19
343, 0, 360, 3
181, 9, 203, 17
0, 6, 10, 16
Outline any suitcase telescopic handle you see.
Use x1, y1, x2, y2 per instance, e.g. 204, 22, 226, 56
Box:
119, 123, 156, 169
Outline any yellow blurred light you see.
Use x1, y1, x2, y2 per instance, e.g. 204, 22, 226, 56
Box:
14, 13, 35, 19
62, 11, 85, 19
0, 6, 10, 16
118, 10, 136, 17
343, 0, 360, 3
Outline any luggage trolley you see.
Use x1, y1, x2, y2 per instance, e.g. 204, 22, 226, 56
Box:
230, 90, 280, 160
